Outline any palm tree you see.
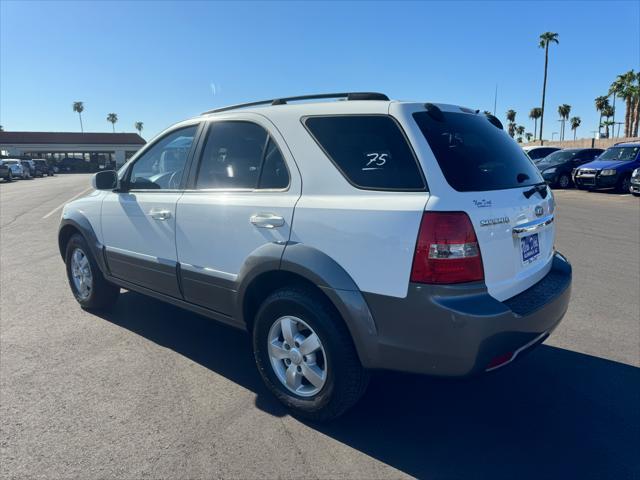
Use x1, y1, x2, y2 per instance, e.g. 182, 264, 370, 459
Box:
529, 107, 542, 139
106, 113, 118, 133
570, 116, 581, 140
601, 106, 615, 138
516, 125, 525, 137
525, 132, 533, 142
538, 32, 559, 141
134, 121, 144, 137
609, 74, 627, 135
594, 96, 610, 137
557, 104, 571, 140
506, 109, 516, 137
73, 101, 85, 133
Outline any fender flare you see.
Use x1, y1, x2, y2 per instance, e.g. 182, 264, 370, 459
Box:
58, 214, 108, 274
235, 242, 379, 368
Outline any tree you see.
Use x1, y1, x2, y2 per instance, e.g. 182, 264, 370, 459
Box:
609, 74, 626, 136
570, 116, 581, 140
73, 101, 85, 133
594, 96, 610, 137
525, 132, 533, 142
529, 107, 542, 139
134, 121, 144, 137
516, 125, 525, 137
601, 105, 615, 138
0, 125, 4, 132
557, 104, 571, 140
106, 113, 118, 133
506, 109, 516, 137
538, 32, 559, 140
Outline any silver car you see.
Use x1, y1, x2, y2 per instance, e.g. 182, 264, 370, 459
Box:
1, 159, 27, 179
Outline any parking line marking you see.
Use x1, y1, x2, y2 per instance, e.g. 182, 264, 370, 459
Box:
42, 187, 92, 219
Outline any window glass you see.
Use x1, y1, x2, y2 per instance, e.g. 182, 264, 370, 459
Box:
598, 146, 640, 162
258, 138, 289, 189
413, 111, 543, 191
304, 116, 425, 190
196, 122, 268, 189
128, 125, 197, 189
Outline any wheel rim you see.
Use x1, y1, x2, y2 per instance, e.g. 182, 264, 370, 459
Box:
559, 175, 569, 188
267, 316, 328, 397
70, 248, 93, 300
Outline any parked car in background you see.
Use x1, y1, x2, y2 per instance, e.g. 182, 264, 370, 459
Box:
33, 159, 54, 177
2, 159, 27, 179
537, 148, 604, 188
522, 146, 561, 163
630, 168, 640, 197
0, 160, 14, 182
20, 159, 35, 179
573, 143, 640, 192
58, 94, 572, 421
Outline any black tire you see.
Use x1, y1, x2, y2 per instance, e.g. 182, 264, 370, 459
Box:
65, 234, 119, 310
633, 192, 640, 197
253, 286, 369, 422
6, 171, 12, 182
618, 175, 632, 193
557, 174, 571, 189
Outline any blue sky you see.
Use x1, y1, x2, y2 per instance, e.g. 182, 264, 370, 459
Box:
1, 1, 638, 140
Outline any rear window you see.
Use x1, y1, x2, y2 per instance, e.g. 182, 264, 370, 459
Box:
414, 111, 543, 191
303, 115, 425, 191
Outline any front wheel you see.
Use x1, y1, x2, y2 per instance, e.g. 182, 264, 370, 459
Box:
557, 174, 571, 189
6, 171, 12, 182
65, 234, 120, 310
253, 287, 369, 422
619, 175, 632, 193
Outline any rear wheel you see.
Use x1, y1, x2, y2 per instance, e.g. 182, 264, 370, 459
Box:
6, 171, 12, 182
65, 234, 120, 310
253, 287, 369, 422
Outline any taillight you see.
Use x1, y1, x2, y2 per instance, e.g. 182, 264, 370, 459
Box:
410, 212, 484, 284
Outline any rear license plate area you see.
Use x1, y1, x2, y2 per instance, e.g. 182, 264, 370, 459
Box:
521, 233, 540, 263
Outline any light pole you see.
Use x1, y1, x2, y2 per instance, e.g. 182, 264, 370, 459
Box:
590, 130, 598, 139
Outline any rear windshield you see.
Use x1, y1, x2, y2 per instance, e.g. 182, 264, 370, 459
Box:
304, 115, 425, 191
413, 111, 543, 191
539, 150, 580, 166
598, 146, 639, 162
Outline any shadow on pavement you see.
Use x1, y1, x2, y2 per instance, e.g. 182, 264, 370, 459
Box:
97, 291, 640, 479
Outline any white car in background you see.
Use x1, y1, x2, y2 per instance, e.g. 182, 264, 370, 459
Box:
1, 159, 27, 179
522, 146, 561, 163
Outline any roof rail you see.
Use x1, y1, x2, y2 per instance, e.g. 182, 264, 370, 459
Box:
201, 92, 389, 115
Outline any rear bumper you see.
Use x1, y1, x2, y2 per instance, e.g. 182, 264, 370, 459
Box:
361, 252, 572, 376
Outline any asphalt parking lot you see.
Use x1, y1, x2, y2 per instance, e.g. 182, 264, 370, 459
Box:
1, 174, 639, 479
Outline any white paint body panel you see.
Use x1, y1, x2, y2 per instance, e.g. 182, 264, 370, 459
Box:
175, 112, 302, 279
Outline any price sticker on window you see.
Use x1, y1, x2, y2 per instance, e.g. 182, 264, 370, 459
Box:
362, 151, 391, 171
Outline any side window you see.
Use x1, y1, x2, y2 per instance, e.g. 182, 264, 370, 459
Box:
258, 138, 289, 189
128, 125, 197, 190
304, 115, 425, 190
195, 121, 289, 190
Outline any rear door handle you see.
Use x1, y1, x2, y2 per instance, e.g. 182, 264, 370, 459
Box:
250, 213, 285, 229
149, 209, 172, 220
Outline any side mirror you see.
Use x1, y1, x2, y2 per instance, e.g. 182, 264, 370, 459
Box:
92, 170, 119, 190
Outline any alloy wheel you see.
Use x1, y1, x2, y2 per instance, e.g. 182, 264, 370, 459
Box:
70, 248, 93, 300
267, 316, 328, 397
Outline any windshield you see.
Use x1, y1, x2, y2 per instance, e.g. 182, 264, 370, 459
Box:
413, 111, 543, 191
539, 150, 580, 166
599, 146, 639, 162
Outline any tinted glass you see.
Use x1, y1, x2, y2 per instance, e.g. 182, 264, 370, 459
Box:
598, 146, 640, 162
258, 138, 289, 189
539, 150, 579, 166
413, 111, 543, 191
304, 115, 425, 190
128, 125, 197, 189
196, 122, 268, 189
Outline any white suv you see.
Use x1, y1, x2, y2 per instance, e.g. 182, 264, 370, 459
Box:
59, 93, 572, 420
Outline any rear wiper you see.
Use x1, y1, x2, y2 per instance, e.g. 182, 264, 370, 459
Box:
523, 182, 548, 199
